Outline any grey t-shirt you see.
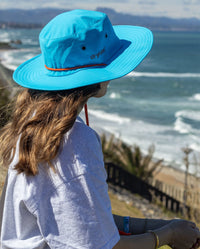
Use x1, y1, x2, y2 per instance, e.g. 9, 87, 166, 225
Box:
0, 117, 120, 248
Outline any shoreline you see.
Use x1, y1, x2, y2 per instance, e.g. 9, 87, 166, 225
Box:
90, 123, 200, 192
0, 49, 200, 193
95, 126, 200, 194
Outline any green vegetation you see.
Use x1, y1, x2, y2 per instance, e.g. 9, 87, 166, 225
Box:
0, 83, 12, 128
101, 134, 163, 182
0, 163, 7, 196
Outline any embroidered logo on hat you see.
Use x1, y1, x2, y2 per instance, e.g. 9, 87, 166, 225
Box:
90, 48, 105, 60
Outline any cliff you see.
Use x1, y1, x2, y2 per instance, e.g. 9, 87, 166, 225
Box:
0, 62, 19, 98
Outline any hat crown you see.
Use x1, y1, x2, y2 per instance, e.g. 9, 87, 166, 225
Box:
40, 10, 106, 40
39, 9, 121, 74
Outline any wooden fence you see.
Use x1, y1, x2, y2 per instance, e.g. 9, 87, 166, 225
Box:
151, 178, 200, 209
105, 162, 189, 214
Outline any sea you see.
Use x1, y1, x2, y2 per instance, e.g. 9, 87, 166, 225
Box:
0, 28, 200, 174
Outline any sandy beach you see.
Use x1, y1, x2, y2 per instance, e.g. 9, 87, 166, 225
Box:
153, 164, 200, 191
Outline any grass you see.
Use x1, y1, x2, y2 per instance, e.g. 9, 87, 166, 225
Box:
0, 164, 7, 196
109, 190, 171, 249
109, 191, 145, 218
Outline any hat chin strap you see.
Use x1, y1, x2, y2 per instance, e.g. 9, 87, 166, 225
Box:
84, 104, 89, 126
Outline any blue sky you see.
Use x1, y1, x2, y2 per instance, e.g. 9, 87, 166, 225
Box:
0, 0, 200, 19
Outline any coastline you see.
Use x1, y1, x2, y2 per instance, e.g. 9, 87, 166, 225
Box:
0, 48, 200, 195
89, 119, 200, 196
90, 121, 200, 193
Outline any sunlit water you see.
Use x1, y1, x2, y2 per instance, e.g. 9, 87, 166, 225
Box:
1, 29, 200, 174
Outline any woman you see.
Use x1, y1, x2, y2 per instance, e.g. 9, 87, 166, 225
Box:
0, 9, 200, 249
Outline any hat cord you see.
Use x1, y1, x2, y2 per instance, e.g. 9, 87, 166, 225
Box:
84, 104, 89, 126
45, 63, 106, 71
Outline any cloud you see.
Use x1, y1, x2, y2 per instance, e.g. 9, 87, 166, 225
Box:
183, 0, 200, 4
0, 0, 76, 9
0, 0, 199, 19
0, 0, 130, 10
138, 1, 156, 5
84, 0, 129, 2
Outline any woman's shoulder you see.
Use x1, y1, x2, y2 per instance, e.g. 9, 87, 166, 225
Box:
61, 116, 103, 165
65, 116, 101, 144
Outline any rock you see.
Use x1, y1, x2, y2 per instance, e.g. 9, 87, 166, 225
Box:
10, 39, 22, 45
108, 183, 174, 219
0, 42, 12, 49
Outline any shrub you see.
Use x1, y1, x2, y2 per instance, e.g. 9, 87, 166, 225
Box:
101, 134, 163, 181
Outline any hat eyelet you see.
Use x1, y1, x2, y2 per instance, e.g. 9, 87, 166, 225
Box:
82, 46, 86, 50
105, 33, 108, 38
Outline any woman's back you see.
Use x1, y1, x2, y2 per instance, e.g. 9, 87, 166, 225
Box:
1, 117, 119, 248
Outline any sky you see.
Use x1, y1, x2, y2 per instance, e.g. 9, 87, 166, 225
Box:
0, 0, 200, 19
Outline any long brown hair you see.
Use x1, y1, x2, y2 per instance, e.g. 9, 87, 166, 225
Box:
0, 84, 100, 176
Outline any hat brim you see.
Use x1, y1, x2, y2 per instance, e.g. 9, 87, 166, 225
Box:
13, 25, 153, 90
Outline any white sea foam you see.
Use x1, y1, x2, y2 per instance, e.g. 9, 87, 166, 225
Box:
0, 32, 10, 42
88, 109, 131, 125
81, 108, 200, 174
0, 50, 18, 70
190, 143, 200, 152
175, 110, 200, 122
109, 92, 121, 99
127, 71, 200, 78
22, 38, 39, 46
0, 48, 39, 70
190, 93, 200, 101
174, 116, 192, 134
174, 110, 200, 134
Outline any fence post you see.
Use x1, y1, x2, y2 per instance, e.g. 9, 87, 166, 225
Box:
105, 162, 191, 214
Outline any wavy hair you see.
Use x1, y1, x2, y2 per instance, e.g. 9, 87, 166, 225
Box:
0, 84, 100, 176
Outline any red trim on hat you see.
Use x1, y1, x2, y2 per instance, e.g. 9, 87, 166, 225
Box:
45, 63, 107, 71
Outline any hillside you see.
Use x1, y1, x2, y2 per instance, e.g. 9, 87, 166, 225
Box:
0, 7, 200, 31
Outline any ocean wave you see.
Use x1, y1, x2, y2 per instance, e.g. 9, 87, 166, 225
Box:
189, 93, 200, 101
0, 32, 10, 42
174, 110, 200, 134
174, 116, 192, 134
0, 50, 18, 70
83, 108, 200, 173
88, 109, 131, 125
175, 110, 200, 122
0, 48, 40, 70
0, 29, 22, 42
22, 38, 39, 46
189, 143, 200, 152
127, 71, 200, 78
109, 92, 121, 99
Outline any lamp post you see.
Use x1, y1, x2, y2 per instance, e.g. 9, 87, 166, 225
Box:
182, 147, 193, 217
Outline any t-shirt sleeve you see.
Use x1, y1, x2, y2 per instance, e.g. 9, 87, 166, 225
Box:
34, 171, 120, 249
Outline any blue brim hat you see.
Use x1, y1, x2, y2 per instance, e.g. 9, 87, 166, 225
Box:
13, 9, 153, 91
